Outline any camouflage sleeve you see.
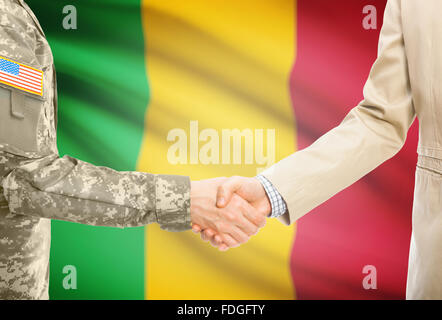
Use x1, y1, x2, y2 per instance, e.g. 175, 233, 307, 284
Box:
0, 3, 191, 232
2, 154, 191, 232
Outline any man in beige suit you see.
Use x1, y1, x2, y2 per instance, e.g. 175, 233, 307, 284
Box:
194, 0, 442, 300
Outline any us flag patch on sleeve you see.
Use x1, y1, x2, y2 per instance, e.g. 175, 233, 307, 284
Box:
0, 56, 43, 96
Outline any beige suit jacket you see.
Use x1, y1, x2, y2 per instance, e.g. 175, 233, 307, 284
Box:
263, 0, 442, 300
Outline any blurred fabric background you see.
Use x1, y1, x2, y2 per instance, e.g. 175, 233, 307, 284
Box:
25, 0, 416, 300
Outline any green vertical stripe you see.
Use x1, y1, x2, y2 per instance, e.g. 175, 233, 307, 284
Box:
26, 0, 149, 299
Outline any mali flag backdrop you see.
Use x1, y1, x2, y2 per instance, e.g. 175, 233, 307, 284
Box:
26, 0, 417, 300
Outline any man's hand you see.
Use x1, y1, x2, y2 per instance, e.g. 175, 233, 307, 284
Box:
217, 176, 271, 216
192, 176, 271, 250
190, 178, 266, 250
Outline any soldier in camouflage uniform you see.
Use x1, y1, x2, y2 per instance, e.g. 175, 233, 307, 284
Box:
0, 0, 267, 300
0, 0, 193, 300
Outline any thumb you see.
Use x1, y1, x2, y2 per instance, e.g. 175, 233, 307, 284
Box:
216, 177, 242, 208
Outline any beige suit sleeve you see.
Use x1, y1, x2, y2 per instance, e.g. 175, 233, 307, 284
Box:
262, 0, 416, 225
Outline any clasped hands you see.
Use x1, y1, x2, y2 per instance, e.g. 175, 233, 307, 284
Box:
190, 177, 271, 251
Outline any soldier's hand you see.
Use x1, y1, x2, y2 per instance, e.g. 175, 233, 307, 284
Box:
190, 178, 266, 250
192, 176, 270, 250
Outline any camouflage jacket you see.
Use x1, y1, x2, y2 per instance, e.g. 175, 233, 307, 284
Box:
0, 0, 191, 300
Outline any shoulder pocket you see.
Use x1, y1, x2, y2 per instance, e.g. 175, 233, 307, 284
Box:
0, 85, 45, 154
0, 56, 45, 155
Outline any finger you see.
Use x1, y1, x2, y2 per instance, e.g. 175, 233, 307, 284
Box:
192, 224, 202, 233
209, 236, 228, 249
228, 196, 265, 233
204, 229, 216, 239
214, 235, 223, 244
205, 230, 224, 248
211, 233, 227, 248
201, 229, 212, 242
210, 237, 220, 248
201, 228, 217, 242
233, 200, 261, 235
223, 225, 249, 245
219, 244, 229, 251
201, 232, 209, 241
217, 177, 242, 208
237, 216, 259, 236
220, 233, 240, 248
239, 199, 266, 228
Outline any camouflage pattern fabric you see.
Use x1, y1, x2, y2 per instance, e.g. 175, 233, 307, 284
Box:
0, 0, 191, 300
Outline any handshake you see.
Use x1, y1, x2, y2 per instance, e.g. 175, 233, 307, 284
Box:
190, 176, 272, 251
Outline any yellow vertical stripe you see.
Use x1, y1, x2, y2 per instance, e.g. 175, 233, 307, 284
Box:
139, 0, 297, 299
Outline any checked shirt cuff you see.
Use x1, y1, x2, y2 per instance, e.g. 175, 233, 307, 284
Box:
256, 175, 287, 218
